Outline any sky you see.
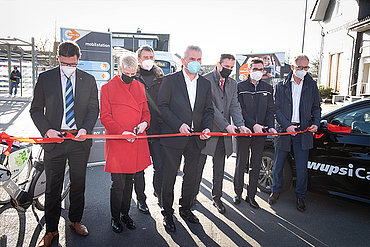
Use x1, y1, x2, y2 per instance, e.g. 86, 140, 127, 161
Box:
0, 0, 323, 65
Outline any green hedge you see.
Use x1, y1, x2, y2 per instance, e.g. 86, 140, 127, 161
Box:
318, 85, 333, 99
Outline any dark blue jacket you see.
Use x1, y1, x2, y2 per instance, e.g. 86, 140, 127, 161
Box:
10, 70, 21, 83
274, 72, 321, 151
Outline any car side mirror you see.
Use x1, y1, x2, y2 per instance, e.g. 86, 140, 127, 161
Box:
320, 120, 328, 132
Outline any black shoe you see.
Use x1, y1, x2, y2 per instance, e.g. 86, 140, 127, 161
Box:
296, 198, 306, 212
233, 195, 242, 205
268, 192, 280, 205
163, 215, 176, 232
137, 201, 149, 214
246, 196, 260, 209
213, 199, 226, 214
111, 218, 123, 233
179, 208, 199, 224
120, 215, 136, 230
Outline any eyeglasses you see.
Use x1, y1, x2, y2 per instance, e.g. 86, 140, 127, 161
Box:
251, 68, 263, 71
60, 62, 78, 67
295, 66, 310, 70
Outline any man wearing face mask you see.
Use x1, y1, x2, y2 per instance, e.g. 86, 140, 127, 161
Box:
133, 45, 164, 213
30, 41, 99, 247
233, 57, 276, 209
157, 45, 214, 232
269, 55, 320, 212
193, 54, 250, 214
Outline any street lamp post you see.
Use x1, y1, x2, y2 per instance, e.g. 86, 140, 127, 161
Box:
302, 0, 308, 53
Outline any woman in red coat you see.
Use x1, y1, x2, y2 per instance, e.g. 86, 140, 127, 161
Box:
100, 55, 151, 233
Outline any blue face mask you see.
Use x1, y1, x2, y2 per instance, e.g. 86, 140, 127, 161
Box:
187, 61, 201, 74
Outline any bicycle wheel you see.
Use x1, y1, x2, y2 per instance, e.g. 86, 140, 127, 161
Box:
0, 159, 32, 204
35, 163, 71, 211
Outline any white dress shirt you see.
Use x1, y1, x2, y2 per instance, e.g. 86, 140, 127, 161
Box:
182, 69, 198, 111
60, 68, 77, 130
291, 76, 304, 123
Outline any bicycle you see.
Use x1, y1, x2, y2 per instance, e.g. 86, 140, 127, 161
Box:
0, 140, 70, 213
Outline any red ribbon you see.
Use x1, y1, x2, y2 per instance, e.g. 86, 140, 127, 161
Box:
1, 129, 311, 155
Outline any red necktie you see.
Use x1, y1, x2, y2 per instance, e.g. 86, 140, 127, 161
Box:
220, 78, 224, 91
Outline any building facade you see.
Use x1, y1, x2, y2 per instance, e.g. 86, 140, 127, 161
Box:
311, 0, 370, 99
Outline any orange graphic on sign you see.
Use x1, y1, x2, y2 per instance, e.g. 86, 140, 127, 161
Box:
66, 29, 80, 41
239, 64, 250, 81
101, 73, 106, 79
101, 63, 107, 69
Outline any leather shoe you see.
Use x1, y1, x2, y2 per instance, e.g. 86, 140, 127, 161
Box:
69, 222, 89, 236
111, 218, 123, 233
137, 201, 149, 214
246, 196, 260, 209
121, 215, 136, 230
268, 192, 280, 205
213, 199, 226, 214
233, 195, 242, 205
163, 215, 176, 232
179, 208, 199, 224
37, 231, 59, 247
297, 198, 306, 212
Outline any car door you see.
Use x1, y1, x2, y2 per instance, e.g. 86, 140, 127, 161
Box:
308, 103, 370, 202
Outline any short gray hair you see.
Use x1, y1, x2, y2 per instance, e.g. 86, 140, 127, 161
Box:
137, 45, 154, 58
184, 45, 202, 59
120, 55, 138, 70
294, 54, 309, 64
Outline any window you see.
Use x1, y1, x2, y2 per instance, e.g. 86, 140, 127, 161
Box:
329, 53, 341, 93
138, 40, 153, 47
329, 106, 370, 134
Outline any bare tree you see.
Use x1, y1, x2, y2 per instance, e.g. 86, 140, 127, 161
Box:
36, 38, 57, 68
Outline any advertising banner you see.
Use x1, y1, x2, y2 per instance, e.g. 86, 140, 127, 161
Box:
236, 52, 285, 84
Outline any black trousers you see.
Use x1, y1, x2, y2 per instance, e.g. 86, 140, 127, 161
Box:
150, 140, 163, 197
161, 137, 201, 216
44, 140, 90, 233
234, 136, 265, 198
134, 170, 146, 203
134, 139, 163, 202
195, 137, 226, 200
110, 173, 134, 219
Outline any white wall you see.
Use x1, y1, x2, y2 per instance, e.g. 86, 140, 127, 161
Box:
319, 0, 359, 96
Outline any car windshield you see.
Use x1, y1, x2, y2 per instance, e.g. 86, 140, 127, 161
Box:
329, 106, 370, 134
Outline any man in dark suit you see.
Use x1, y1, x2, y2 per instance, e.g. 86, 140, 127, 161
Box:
30, 41, 99, 247
157, 45, 214, 232
268, 54, 321, 212
194, 54, 250, 214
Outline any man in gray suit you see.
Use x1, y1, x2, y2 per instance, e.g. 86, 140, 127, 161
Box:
193, 54, 250, 214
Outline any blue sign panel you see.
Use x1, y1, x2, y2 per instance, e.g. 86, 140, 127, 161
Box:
60, 28, 112, 91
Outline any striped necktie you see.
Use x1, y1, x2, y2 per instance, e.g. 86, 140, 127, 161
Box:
65, 76, 75, 128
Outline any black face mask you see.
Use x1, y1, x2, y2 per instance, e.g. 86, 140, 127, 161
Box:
220, 66, 232, 78
121, 73, 134, 84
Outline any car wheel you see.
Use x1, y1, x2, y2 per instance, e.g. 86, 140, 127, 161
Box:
258, 150, 293, 193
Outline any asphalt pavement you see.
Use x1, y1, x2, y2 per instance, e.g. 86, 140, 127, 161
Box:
0, 96, 369, 247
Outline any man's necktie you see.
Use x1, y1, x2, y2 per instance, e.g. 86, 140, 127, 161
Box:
220, 78, 224, 91
65, 76, 75, 128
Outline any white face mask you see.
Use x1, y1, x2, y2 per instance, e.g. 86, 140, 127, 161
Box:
250, 71, 263, 81
294, 69, 307, 80
141, 59, 154, 71
61, 66, 76, 78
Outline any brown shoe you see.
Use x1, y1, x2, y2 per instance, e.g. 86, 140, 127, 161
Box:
37, 231, 59, 247
268, 192, 280, 205
69, 222, 89, 236
296, 198, 306, 212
